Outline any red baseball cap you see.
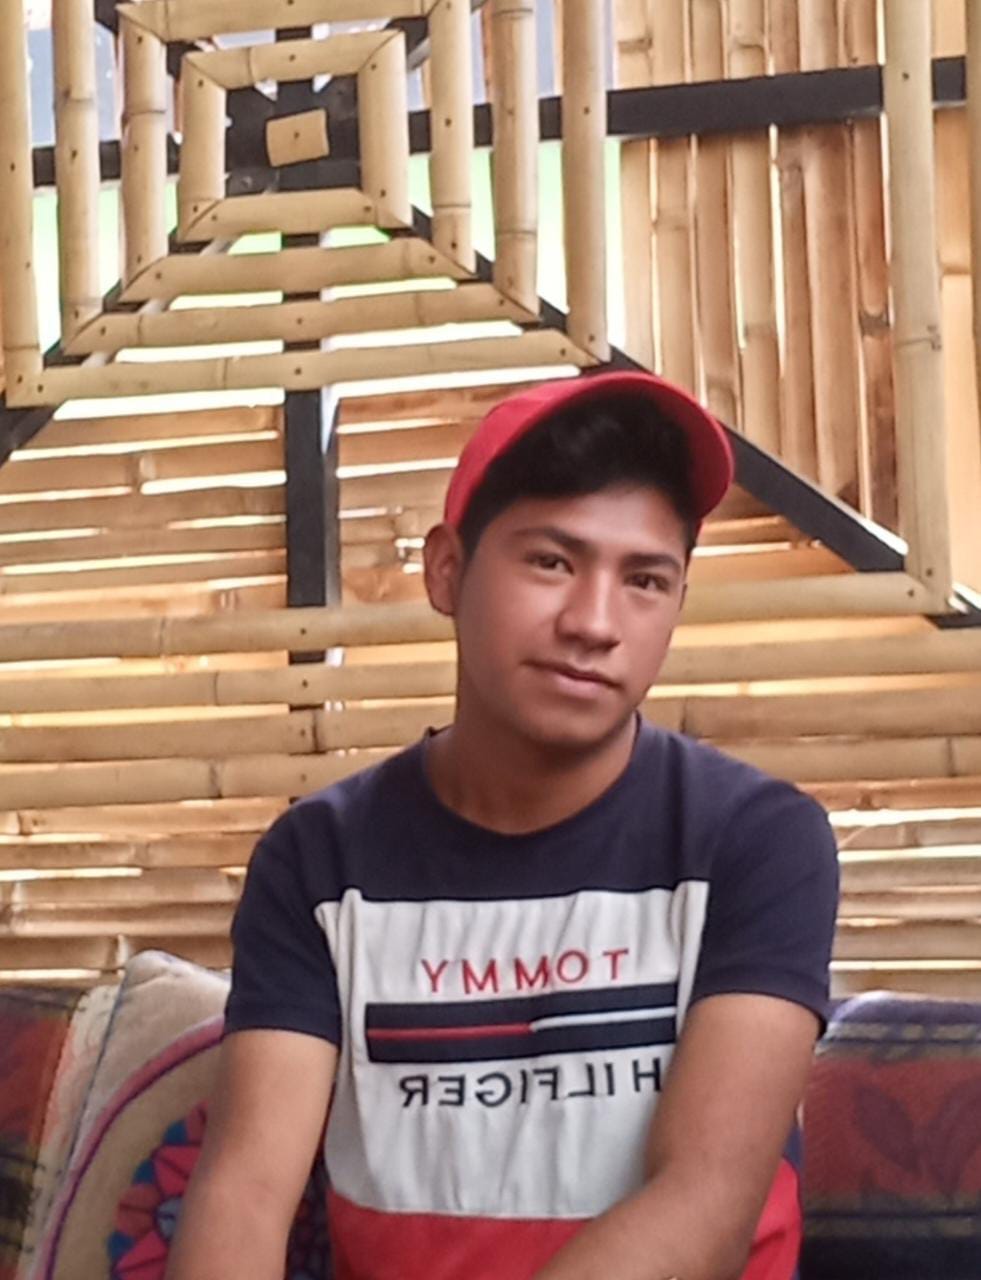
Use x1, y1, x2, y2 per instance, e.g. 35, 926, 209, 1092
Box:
443, 370, 735, 529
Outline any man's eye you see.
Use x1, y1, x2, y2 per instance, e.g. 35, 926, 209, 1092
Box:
629, 573, 669, 593
528, 552, 568, 572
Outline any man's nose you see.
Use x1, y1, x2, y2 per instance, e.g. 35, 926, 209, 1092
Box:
555, 572, 620, 649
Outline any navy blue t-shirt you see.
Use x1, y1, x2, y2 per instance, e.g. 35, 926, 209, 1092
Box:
226, 720, 839, 1280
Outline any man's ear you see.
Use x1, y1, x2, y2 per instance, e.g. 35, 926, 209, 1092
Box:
423, 522, 465, 617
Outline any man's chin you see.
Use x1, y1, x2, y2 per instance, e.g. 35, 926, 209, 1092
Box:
513, 707, 636, 757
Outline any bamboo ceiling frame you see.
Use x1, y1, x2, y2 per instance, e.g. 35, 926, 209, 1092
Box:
177, 31, 412, 240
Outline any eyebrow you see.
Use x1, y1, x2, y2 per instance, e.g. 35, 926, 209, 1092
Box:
510, 525, 685, 577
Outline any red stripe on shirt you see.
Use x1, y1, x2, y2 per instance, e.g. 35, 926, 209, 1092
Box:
327, 1158, 802, 1280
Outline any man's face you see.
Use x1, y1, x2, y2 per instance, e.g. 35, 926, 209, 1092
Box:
426, 485, 689, 754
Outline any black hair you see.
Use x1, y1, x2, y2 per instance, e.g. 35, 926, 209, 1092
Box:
457, 391, 700, 559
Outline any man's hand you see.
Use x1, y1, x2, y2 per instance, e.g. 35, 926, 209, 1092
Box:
532, 993, 819, 1280
164, 1028, 337, 1280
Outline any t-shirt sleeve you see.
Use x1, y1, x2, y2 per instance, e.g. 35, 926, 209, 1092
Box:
224, 815, 342, 1046
690, 782, 839, 1030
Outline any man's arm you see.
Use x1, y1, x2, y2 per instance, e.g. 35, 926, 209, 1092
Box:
533, 992, 818, 1280
164, 1028, 337, 1280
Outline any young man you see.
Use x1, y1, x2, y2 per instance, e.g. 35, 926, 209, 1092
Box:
167, 371, 839, 1280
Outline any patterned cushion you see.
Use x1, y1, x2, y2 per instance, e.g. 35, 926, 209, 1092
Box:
36, 1018, 328, 1280
801, 991, 981, 1280
0, 985, 117, 1280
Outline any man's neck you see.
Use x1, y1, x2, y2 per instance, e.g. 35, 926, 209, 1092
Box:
424, 707, 638, 836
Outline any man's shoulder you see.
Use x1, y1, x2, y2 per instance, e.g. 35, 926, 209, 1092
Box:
646, 724, 828, 833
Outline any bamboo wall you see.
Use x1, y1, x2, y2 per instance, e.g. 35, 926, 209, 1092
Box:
610, 0, 981, 594
2, 384, 981, 995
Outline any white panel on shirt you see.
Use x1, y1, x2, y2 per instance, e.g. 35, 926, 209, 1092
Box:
316, 883, 710, 1219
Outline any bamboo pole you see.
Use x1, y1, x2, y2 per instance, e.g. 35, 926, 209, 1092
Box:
489, 0, 539, 312
52, 0, 101, 339
798, 0, 863, 507
177, 65, 226, 239
0, 834, 256, 872
182, 189, 378, 240
965, 0, 981, 570
769, 3, 817, 480
0, 571, 939, 665
358, 31, 412, 229
725, 0, 780, 453
119, 238, 469, 304
562, 0, 609, 359
66, 284, 534, 355
652, 2, 697, 389
0, 486, 284, 537
0, 553, 286, 596
0, 0, 42, 393
22, 404, 277, 450
117, 0, 433, 43
882, 3, 954, 603
191, 33, 396, 89
834, 921, 981, 963
690, 0, 739, 423
6, 627, 981, 715
614, 1, 656, 369
842, 0, 897, 528
0, 712, 315, 764
120, 15, 168, 284
3, 729, 977, 812
0, 524, 283, 568
428, 0, 475, 270
25, 330, 591, 405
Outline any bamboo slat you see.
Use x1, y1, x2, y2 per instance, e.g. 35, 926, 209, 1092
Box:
429, 0, 475, 270
4, 868, 243, 908
358, 32, 412, 229
883, 3, 954, 602
2, 901, 235, 939
841, 854, 981, 894
118, 239, 470, 304
834, 921, 981, 963
614, 2, 656, 368
4, 731, 979, 812
117, 0, 433, 42
798, 0, 862, 507
0, 554, 285, 597
0, 523, 284, 568
0, 436, 281, 494
683, 685, 981, 742
837, 892, 981, 922
183, 190, 378, 241
120, 16, 168, 284
0, 712, 314, 764
842, 0, 898, 528
177, 63, 226, 239
23, 331, 591, 406
489, 0, 539, 312
690, 0, 739, 423
726, 0, 780, 452
653, 2, 696, 390
0, 486, 284, 537
0, 0, 42, 390
6, 629, 981, 717
835, 817, 981, 852
24, 405, 279, 451
0, 572, 939, 665
808, 775, 981, 814
52, 0, 101, 338
0, 583, 286, 627
769, 3, 817, 480
832, 967, 981, 1000
562, 0, 609, 360
9, 798, 279, 837
0, 834, 256, 871
66, 285, 533, 355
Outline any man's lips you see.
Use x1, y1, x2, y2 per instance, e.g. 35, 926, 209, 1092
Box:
528, 661, 620, 689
